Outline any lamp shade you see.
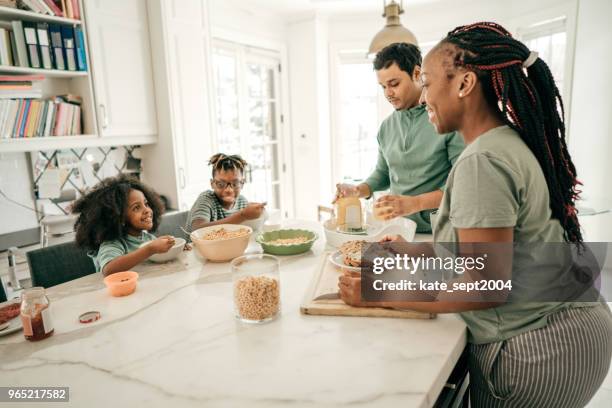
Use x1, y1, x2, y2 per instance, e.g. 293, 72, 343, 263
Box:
367, 1, 418, 57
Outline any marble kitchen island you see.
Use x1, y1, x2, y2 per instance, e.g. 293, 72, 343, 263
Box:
0, 224, 466, 407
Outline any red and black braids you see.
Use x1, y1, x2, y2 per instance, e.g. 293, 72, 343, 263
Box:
441, 22, 582, 243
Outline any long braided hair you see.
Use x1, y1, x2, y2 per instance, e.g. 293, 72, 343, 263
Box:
208, 153, 248, 177
438, 22, 582, 243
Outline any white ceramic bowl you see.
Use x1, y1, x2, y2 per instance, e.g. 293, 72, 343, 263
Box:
141, 237, 186, 263
240, 209, 269, 232
190, 224, 253, 262
323, 217, 417, 248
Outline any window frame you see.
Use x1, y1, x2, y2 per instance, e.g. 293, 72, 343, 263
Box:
329, 42, 394, 186
210, 35, 292, 216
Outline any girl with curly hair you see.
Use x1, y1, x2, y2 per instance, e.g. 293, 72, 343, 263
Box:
185, 153, 266, 232
73, 174, 175, 276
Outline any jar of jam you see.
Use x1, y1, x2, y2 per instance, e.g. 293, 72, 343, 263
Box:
20, 287, 54, 341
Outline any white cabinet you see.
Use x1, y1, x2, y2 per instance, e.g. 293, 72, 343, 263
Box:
142, 0, 215, 210
0, 0, 159, 153
84, 0, 157, 139
165, 0, 215, 209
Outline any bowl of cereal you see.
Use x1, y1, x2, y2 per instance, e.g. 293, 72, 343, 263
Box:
190, 224, 252, 262
255, 229, 318, 256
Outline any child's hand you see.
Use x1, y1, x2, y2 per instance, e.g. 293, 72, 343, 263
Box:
147, 236, 175, 254
183, 243, 192, 251
240, 202, 266, 220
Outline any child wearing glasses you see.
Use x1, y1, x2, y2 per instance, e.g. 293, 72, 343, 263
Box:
186, 153, 266, 232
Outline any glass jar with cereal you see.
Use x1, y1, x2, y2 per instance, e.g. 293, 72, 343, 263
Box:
231, 254, 280, 324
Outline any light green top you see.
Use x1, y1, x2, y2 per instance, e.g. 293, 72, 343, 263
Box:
91, 231, 156, 273
433, 125, 587, 344
365, 104, 465, 233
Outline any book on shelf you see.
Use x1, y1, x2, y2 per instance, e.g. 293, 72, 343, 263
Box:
15, 0, 80, 20
60, 24, 74, 70
0, 72, 43, 97
11, 20, 29, 67
22, 21, 40, 68
0, 0, 17, 9
0, 93, 82, 138
0, 21, 87, 71
74, 25, 85, 70
0, 28, 13, 66
48, 23, 63, 69
36, 22, 52, 69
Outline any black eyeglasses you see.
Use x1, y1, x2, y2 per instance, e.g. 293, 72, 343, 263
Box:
212, 179, 245, 190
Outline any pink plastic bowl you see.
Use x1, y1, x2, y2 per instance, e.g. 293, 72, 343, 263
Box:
103, 271, 139, 297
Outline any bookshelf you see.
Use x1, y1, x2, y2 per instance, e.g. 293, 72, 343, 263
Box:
0, 64, 87, 77
0, 133, 157, 152
0, 0, 159, 153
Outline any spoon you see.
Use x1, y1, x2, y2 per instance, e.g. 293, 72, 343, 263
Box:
180, 226, 193, 239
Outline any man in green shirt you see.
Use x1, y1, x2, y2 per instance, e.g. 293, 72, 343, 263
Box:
336, 43, 464, 233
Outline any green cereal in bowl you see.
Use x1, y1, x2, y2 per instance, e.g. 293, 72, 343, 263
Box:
256, 229, 318, 255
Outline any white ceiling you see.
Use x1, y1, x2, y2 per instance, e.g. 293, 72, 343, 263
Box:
219, 0, 442, 19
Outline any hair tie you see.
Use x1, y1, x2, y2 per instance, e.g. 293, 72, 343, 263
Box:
522, 51, 539, 68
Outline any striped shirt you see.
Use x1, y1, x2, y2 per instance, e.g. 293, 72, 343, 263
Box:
185, 190, 248, 232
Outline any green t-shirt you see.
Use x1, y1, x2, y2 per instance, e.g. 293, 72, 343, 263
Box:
91, 231, 156, 273
433, 125, 589, 344
185, 190, 248, 232
365, 104, 464, 233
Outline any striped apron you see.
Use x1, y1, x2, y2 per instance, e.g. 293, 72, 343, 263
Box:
469, 304, 612, 407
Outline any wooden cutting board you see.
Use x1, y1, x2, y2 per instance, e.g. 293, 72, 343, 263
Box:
300, 252, 435, 319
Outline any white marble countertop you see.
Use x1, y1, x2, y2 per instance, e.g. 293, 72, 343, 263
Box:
0, 222, 466, 407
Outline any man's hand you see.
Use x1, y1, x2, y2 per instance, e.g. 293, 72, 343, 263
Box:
333, 183, 360, 204
374, 195, 421, 220
147, 236, 175, 254
241, 202, 266, 220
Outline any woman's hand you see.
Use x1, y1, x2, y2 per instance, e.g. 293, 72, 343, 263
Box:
374, 195, 421, 220
338, 271, 368, 307
147, 236, 175, 254
380, 234, 407, 244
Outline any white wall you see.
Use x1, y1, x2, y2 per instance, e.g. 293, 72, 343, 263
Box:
287, 17, 327, 220
568, 0, 612, 241
209, 0, 287, 44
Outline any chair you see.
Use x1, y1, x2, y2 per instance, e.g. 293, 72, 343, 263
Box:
156, 210, 189, 240
317, 205, 334, 222
39, 214, 78, 248
26, 241, 96, 288
0, 280, 6, 303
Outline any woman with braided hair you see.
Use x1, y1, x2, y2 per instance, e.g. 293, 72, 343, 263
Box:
185, 153, 266, 232
339, 22, 612, 407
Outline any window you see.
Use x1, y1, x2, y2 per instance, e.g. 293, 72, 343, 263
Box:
212, 41, 284, 210
331, 42, 436, 183
520, 18, 568, 99
332, 50, 393, 183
